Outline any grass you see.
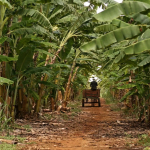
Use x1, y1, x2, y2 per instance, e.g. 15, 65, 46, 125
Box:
125, 132, 132, 138
0, 135, 26, 150
109, 103, 121, 111
60, 113, 69, 120
58, 100, 81, 120
0, 144, 16, 150
0, 135, 26, 143
104, 95, 121, 112
68, 100, 81, 118
68, 101, 81, 113
138, 134, 150, 147
43, 113, 53, 120
144, 147, 150, 150
23, 125, 31, 132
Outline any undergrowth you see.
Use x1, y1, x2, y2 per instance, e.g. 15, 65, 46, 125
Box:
0, 135, 26, 150
0, 144, 16, 150
43, 98, 82, 121
101, 88, 121, 111
138, 134, 150, 147
0, 135, 25, 143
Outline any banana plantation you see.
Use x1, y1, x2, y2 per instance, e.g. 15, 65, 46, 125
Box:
1, 0, 150, 127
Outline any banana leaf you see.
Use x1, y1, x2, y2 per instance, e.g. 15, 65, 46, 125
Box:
138, 55, 150, 66
18, 9, 52, 29
36, 49, 54, 56
93, 1, 150, 22
94, 18, 129, 33
24, 66, 51, 74
129, 13, 150, 25
16, 47, 34, 72
0, 55, 18, 62
0, 37, 7, 44
120, 90, 136, 102
0, 0, 12, 9
0, 77, 14, 85
80, 25, 140, 51
94, 24, 118, 33
117, 83, 136, 89
124, 38, 150, 54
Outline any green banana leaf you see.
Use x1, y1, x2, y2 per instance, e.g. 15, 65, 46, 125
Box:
16, 47, 34, 72
120, 90, 136, 102
113, 29, 150, 63
51, 63, 71, 68
49, 6, 63, 20
36, 49, 54, 57
90, 0, 117, 6
72, 0, 83, 5
108, 51, 120, 59
37, 81, 58, 87
94, 24, 118, 33
80, 25, 140, 51
10, 19, 35, 30
11, 25, 50, 36
50, 0, 64, 5
0, 55, 18, 62
138, 55, 150, 66
129, 13, 150, 25
24, 66, 51, 74
112, 19, 129, 27
0, 37, 7, 44
134, 0, 150, 5
56, 14, 78, 23
124, 38, 150, 54
22, 0, 36, 6
114, 51, 125, 63
0, 0, 12, 9
18, 9, 52, 29
93, 1, 150, 22
5, 63, 12, 79
37, 42, 58, 49
138, 29, 150, 41
94, 19, 129, 33
0, 77, 14, 85
71, 12, 92, 31
28, 89, 39, 100
59, 39, 74, 60
117, 83, 136, 89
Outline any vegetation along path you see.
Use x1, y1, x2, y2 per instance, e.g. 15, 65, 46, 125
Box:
14, 99, 149, 150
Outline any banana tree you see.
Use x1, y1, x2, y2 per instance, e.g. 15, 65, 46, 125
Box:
82, 0, 150, 123
35, 3, 97, 112
0, 0, 12, 103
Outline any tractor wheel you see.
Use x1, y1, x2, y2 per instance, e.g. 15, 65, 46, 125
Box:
82, 99, 84, 107
98, 98, 101, 107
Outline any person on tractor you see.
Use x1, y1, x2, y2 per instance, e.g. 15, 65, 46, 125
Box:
90, 77, 98, 90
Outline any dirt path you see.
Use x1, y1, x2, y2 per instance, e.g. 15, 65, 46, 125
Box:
18, 99, 149, 150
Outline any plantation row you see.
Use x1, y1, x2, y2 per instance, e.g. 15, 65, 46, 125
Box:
1, 0, 150, 125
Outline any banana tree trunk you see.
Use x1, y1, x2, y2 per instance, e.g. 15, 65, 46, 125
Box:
35, 49, 51, 113
35, 30, 74, 113
0, 5, 9, 102
35, 47, 64, 113
0, 4, 4, 44
54, 68, 61, 110
64, 60, 76, 104
0, 5, 4, 100
67, 66, 79, 101
1, 60, 6, 101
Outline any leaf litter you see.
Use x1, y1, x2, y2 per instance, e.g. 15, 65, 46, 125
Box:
2, 98, 150, 150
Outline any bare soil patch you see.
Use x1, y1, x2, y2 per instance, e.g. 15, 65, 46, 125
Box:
10, 98, 150, 150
